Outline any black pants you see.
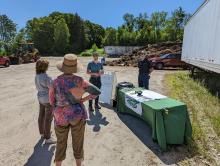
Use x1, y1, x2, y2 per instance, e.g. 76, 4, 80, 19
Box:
138, 73, 150, 90
89, 77, 101, 107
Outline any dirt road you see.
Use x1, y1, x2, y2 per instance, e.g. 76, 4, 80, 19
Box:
0, 57, 191, 166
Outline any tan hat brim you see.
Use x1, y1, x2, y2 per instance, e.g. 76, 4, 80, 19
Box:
56, 60, 83, 74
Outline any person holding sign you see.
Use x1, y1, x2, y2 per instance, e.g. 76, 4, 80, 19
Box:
87, 52, 104, 112
138, 51, 153, 90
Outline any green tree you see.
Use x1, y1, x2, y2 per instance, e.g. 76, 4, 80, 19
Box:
117, 27, 137, 46
69, 13, 86, 53
15, 28, 27, 44
102, 27, 117, 46
54, 18, 70, 55
91, 43, 98, 52
123, 13, 135, 32
0, 14, 16, 53
134, 13, 149, 31
136, 28, 150, 45
10, 28, 28, 52
26, 17, 55, 55
28, 12, 88, 55
150, 11, 168, 42
165, 7, 188, 41
84, 20, 105, 48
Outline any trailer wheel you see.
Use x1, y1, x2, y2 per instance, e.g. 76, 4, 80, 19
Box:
156, 63, 164, 70
190, 67, 195, 76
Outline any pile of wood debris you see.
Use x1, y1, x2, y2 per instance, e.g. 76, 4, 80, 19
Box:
106, 41, 182, 67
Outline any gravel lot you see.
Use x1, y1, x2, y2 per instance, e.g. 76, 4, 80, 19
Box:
0, 57, 193, 166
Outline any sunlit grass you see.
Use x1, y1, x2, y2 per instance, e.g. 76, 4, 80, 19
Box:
79, 48, 106, 57
165, 72, 220, 162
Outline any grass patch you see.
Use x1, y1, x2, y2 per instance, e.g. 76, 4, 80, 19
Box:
0, 50, 7, 56
165, 72, 220, 161
80, 48, 106, 57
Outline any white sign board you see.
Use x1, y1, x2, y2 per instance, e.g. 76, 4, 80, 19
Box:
125, 90, 167, 115
99, 72, 116, 105
125, 95, 143, 115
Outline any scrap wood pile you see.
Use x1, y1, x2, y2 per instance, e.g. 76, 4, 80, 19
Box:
106, 41, 182, 67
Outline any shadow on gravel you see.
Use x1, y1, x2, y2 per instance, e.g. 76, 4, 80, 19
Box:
94, 103, 192, 165
117, 112, 192, 165
87, 109, 109, 132
24, 138, 55, 166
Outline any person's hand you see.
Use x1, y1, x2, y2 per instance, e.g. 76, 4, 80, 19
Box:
80, 95, 97, 103
97, 73, 102, 77
95, 73, 100, 77
89, 95, 97, 100
99, 71, 104, 75
92, 73, 99, 77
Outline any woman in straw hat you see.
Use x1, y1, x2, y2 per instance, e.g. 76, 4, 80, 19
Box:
49, 54, 101, 166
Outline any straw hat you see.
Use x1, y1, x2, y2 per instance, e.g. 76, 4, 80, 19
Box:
56, 54, 82, 74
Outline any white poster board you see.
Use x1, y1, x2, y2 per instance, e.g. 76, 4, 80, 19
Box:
125, 95, 143, 115
125, 90, 167, 115
99, 71, 116, 105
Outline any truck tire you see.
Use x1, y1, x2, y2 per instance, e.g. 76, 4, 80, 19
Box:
156, 63, 164, 70
190, 66, 195, 76
4, 61, 10, 67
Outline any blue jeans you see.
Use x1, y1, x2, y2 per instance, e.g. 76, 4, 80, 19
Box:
138, 74, 150, 90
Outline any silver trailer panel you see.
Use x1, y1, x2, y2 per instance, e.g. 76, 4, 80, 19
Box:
182, 0, 220, 73
104, 46, 142, 56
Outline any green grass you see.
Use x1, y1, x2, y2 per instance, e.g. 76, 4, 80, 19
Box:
165, 72, 220, 162
0, 50, 7, 56
79, 48, 106, 57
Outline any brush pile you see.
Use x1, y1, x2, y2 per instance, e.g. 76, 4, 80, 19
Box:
106, 41, 182, 67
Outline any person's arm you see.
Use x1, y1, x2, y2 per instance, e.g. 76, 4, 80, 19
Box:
87, 70, 100, 77
80, 80, 101, 103
46, 74, 53, 88
49, 82, 56, 107
149, 61, 154, 74
98, 63, 104, 76
138, 61, 141, 68
149, 68, 154, 74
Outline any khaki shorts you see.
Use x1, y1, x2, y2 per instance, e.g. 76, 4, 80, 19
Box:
54, 119, 86, 161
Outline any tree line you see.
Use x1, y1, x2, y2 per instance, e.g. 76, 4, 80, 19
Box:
0, 7, 190, 56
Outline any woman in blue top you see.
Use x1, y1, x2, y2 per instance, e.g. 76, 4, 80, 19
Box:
87, 52, 104, 112
35, 59, 56, 144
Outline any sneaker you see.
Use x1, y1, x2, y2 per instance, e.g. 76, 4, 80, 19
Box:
45, 137, 56, 144
95, 105, 101, 109
89, 106, 94, 112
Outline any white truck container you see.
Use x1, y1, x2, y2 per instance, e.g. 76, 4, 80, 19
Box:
182, 0, 220, 74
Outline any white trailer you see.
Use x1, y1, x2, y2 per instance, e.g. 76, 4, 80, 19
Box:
182, 0, 220, 74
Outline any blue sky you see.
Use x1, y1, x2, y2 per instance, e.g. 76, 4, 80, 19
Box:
0, 0, 204, 30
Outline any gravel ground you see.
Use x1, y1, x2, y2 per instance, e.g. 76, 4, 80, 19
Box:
0, 57, 197, 166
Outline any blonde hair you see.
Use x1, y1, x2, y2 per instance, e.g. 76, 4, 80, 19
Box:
36, 59, 49, 74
